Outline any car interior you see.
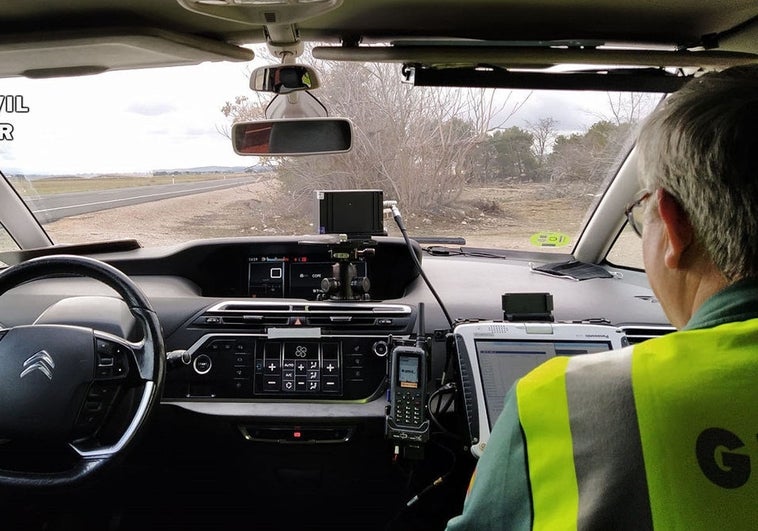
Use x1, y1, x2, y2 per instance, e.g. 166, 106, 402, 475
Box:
0, 1, 756, 529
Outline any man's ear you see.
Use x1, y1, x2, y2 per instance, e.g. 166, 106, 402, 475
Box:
656, 189, 694, 269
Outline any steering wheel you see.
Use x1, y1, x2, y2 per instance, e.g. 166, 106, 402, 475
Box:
0, 255, 165, 488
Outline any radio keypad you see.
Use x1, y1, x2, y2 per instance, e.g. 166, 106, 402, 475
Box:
395, 390, 424, 427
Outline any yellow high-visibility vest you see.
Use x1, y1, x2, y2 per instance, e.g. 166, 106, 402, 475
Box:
517, 319, 758, 530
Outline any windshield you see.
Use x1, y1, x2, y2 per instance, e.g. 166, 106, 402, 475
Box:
0, 50, 658, 254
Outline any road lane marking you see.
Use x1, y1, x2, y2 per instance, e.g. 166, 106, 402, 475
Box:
31, 181, 248, 214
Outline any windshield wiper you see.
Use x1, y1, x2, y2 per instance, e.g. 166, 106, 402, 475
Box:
411, 236, 466, 245
422, 245, 509, 259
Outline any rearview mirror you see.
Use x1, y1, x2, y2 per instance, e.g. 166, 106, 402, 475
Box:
232, 118, 353, 156
249, 64, 320, 94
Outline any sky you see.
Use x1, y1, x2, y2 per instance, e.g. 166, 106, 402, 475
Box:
0, 52, 629, 176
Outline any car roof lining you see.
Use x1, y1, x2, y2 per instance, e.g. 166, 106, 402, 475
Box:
0, 27, 253, 79
0, 2, 753, 79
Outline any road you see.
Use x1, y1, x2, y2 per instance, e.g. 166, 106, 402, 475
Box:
27, 176, 260, 222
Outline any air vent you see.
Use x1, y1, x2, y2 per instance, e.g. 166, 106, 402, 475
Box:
264, 12, 277, 23
192, 301, 414, 332
307, 317, 379, 327
619, 324, 675, 344
192, 313, 290, 328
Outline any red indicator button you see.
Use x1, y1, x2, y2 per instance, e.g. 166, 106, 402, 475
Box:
293, 431, 302, 439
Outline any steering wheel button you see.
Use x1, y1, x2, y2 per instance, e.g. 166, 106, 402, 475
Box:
88, 383, 117, 400
96, 338, 115, 355
98, 355, 115, 367
84, 401, 103, 413
96, 366, 114, 379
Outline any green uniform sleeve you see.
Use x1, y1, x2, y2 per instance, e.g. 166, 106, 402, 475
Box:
446, 385, 533, 530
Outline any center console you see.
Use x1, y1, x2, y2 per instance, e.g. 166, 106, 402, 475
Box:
163, 301, 415, 402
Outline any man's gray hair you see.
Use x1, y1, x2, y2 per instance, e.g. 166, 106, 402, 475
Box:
637, 65, 758, 281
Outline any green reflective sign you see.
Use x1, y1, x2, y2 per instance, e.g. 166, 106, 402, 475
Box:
530, 231, 571, 248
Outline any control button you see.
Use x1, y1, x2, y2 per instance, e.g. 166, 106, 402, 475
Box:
113, 362, 127, 377
95, 339, 115, 355
307, 360, 319, 370
282, 360, 296, 370
295, 361, 307, 374
295, 377, 307, 392
346, 368, 364, 380
84, 400, 103, 413
97, 354, 114, 367
307, 370, 320, 381
255, 359, 264, 372
323, 362, 338, 374
233, 367, 251, 379
282, 380, 295, 392
75, 411, 103, 431
233, 354, 251, 366
193, 354, 212, 375
233, 379, 251, 394
307, 380, 320, 392
262, 376, 281, 391
346, 355, 363, 367
322, 375, 340, 393
372, 341, 389, 357
282, 369, 295, 380
265, 360, 281, 374
88, 383, 117, 400
95, 366, 114, 379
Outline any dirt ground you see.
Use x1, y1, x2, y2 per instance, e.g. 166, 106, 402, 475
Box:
42, 178, 604, 252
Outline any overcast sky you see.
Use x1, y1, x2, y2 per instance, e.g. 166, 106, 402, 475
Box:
0, 54, 625, 176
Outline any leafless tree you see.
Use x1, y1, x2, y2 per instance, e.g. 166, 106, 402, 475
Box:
526, 117, 559, 163
221, 50, 524, 213
588, 92, 659, 126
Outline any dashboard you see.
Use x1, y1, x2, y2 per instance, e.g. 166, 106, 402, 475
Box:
0, 236, 671, 418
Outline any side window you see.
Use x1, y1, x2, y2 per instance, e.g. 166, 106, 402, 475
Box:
606, 223, 645, 270
0, 223, 19, 257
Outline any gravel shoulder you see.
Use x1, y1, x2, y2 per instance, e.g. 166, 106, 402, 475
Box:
42, 179, 630, 258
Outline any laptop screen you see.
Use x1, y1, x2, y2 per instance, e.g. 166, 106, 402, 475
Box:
475, 339, 612, 428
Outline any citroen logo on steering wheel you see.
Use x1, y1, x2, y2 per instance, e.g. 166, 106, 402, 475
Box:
19, 350, 55, 381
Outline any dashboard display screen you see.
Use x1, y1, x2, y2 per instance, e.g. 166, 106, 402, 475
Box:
248, 256, 367, 299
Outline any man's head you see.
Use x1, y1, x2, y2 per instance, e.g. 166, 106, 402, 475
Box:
636, 65, 758, 326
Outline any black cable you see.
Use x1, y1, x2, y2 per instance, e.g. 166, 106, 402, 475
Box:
428, 382, 457, 435
405, 439, 458, 507
391, 205, 455, 330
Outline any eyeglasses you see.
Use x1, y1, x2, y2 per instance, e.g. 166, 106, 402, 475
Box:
624, 190, 651, 237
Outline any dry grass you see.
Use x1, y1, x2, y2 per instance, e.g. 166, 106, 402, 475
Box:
41, 178, 598, 253
9, 172, 251, 196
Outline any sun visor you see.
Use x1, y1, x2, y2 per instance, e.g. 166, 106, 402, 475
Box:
0, 27, 254, 79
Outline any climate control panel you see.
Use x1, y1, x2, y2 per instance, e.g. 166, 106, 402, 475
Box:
163, 334, 393, 401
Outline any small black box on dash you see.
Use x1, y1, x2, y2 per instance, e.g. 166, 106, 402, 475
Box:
502, 293, 554, 322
